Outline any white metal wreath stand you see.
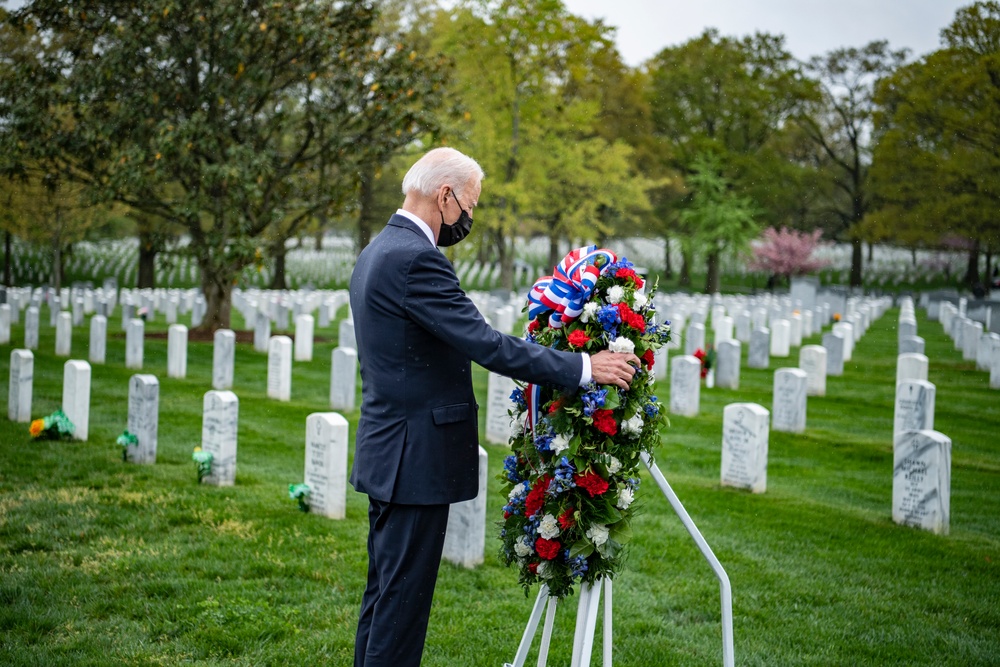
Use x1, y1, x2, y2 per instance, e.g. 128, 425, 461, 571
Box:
504, 452, 735, 667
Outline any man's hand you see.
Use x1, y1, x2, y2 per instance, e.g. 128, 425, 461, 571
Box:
590, 350, 641, 390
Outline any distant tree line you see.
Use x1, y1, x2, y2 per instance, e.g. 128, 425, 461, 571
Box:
1, 0, 997, 328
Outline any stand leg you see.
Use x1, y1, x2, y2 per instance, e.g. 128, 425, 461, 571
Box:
642, 453, 735, 667
508, 585, 551, 667
603, 578, 613, 667
572, 578, 603, 667
570, 582, 592, 666
536, 596, 558, 667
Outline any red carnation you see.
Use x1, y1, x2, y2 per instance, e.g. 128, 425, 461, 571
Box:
528, 319, 541, 333
528, 562, 539, 574
629, 312, 646, 330
574, 470, 610, 497
616, 302, 634, 321
548, 396, 565, 414
558, 507, 576, 530
591, 408, 617, 436
615, 267, 645, 289
535, 538, 561, 560
524, 475, 552, 517
642, 349, 655, 368
567, 329, 590, 348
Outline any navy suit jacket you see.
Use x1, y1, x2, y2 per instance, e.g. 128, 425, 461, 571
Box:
349, 214, 583, 505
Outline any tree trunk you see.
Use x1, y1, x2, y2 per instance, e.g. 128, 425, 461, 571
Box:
199, 264, 234, 331
51, 214, 62, 292
314, 229, 324, 251
548, 224, 561, 272
269, 242, 287, 290
495, 230, 514, 292
3, 230, 11, 286
357, 162, 378, 255
704, 249, 720, 294
663, 235, 673, 279
867, 242, 874, 263
850, 237, 863, 287
679, 247, 691, 288
963, 239, 981, 289
137, 231, 157, 289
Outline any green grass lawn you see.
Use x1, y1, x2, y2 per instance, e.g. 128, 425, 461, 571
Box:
0, 303, 997, 666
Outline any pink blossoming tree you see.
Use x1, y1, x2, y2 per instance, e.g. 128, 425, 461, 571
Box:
749, 227, 831, 285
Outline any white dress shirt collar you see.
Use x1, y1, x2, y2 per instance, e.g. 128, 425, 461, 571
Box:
395, 209, 435, 247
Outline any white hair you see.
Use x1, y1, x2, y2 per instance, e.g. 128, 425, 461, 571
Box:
401, 147, 484, 199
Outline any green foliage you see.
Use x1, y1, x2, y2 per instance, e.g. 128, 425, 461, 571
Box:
871, 1, 1000, 264
1, 0, 449, 325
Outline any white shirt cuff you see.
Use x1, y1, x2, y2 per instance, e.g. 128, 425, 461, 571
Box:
580, 354, 592, 386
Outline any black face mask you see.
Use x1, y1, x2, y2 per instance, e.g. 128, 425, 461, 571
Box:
437, 194, 473, 247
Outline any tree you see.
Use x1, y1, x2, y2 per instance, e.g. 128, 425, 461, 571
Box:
646, 30, 816, 289
870, 1, 1000, 289
748, 227, 830, 286
797, 41, 908, 287
0, 1, 448, 329
677, 153, 759, 293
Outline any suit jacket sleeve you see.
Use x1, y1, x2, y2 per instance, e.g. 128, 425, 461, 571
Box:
403, 247, 583, 390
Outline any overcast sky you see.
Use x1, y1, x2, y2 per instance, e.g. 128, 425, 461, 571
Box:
563, 0, 973, 65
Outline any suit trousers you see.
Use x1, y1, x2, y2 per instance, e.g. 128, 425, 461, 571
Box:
354, 498, 450, 667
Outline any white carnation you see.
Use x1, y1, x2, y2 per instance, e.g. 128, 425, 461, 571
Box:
609, 337, 635, 354
538, 513, 561, 540
607, 456, 622, 474
508, 482, 529, 502
514, 538, 534, 558
606, 285, 625, 304
551, 433, 570, 455
586, 524, 610, 546
616, 487, 635, 510
632, 292, 647, 309
621, 414, 644, 438
537, 560, 553, 579
580, 302, 599, 323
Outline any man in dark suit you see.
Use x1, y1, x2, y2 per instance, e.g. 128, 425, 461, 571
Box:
349, 147, 640, 666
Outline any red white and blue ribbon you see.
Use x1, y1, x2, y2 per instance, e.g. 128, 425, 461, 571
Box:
522, 246, 616, 436
526, 245, 617, 329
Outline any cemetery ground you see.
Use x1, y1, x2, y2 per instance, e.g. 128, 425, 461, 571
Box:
1, 306, 998, 666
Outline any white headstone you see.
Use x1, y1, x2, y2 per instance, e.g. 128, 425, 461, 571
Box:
127, 374, 159, 464
976, 332, 999, 372
443, 445, 488, 568
714, 316, 734, 345
89, 315, 107, 365
822, 332, 845, 376
714, 340, 741, 390
799, 345, 827, 397
8, 349, 33, 422
892, 429, 950, 535
772, 368, 807, 433
789, 313, 803, 348
748, 328, 770, 369
653, 345, 668, 381
894, 380, 935, 442
213, 329, 236, 390
770, 319, 791, 358
735, 311, 752, 343
126, 319, 144, 369
0, 303, 9, 345
485, 372, 517, 444
832, 322, 854, 362
267, 335, 293, 401
167, 324, 188, 379
896, 353, 929, 384
670, 355, 701, 417
62, 360, 91, 441
303, 412, 349, 519
254, 311, 271, 353
338, 318, 357, 351
720, 402, 769, 493
294, 314, 314, 362
684, 322, 706, 356
899, 336, 925, 355
962, 320, 983, 361
991, 342, 1000, 389
55, 312, 72, 356
24, 306, 39, 350
201, 390, 239, 486
329, 347, 358, 412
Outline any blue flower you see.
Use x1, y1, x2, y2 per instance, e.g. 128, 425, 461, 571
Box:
510, 388, 527, 410
550, 457, 577, 494
569, 555, 589, 578
581, 386, 608, 417
503, 454, 523, 483
644, 398, 660, 419
607, 257, 634, 273
597, 305, 621, 332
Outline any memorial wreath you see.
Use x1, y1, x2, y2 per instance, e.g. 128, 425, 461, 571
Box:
499, 247, 671, 599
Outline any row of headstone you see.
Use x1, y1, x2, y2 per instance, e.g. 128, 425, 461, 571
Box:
939, 300, 1000, 389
